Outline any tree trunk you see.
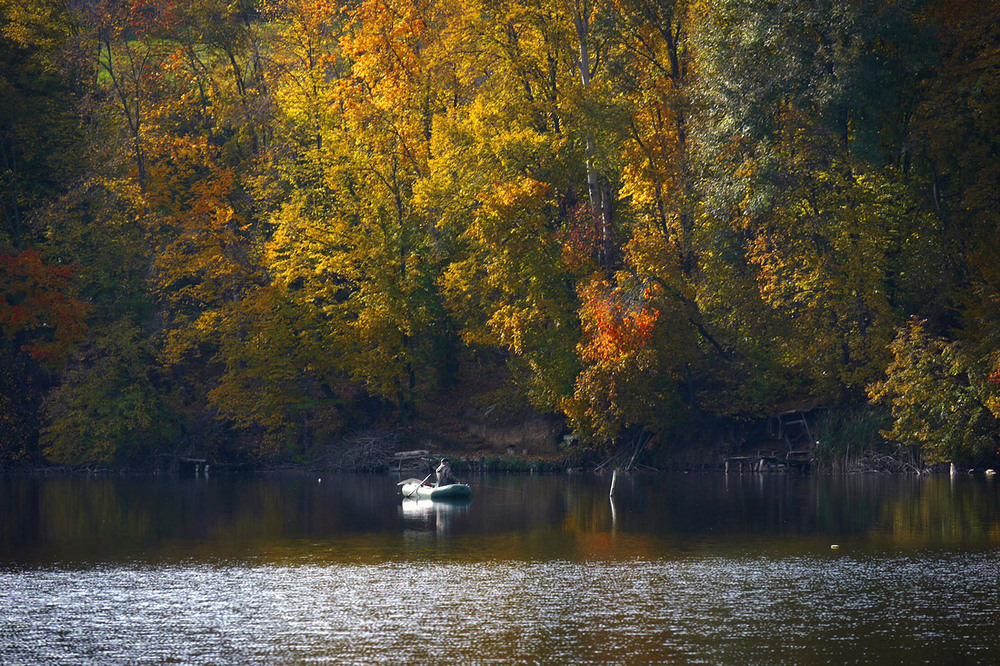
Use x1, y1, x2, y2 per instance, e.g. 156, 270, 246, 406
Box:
573, 7, 615, 270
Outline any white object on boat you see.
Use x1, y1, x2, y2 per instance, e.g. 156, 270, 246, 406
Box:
399, 478, 473, 500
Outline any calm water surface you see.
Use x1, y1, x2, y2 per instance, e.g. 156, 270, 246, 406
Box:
2, 472, 998, 663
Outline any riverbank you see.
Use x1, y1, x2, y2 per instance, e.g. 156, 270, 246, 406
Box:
3, 453, 996, 478
3, 405, 995, 477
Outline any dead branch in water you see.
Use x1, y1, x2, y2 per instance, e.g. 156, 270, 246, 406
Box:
844, 450, 926, 475
596, 431, 655, 472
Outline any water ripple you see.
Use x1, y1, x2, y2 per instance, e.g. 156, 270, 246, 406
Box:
2, 553, 997, 664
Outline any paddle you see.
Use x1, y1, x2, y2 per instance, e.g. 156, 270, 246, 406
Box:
402, 473, 432, 499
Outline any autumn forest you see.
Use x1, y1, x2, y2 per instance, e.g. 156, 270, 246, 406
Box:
2, 0, 999, 470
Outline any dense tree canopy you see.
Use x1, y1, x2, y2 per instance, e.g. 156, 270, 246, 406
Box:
1, 0, 998, 468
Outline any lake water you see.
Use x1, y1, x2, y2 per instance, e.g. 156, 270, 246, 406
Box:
2, 471, 998, 664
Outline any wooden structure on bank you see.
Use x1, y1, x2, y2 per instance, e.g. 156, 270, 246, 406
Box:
725, 450, 811, 473
392, 449, 431, 474
725, 408, 820, 473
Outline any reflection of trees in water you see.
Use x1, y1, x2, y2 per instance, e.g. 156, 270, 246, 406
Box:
562, 473, 1000, 549
3, 473, 999, 565
876, 476, 1000, 545
622, 473, 1000, 548
3, 474, 405, 563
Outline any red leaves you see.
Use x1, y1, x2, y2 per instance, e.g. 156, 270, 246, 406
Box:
0, 249, 90, 365
558, 204, 603, 273
592, 299, 659, 361
579, 280, 660, 364
128, 0, 181, 38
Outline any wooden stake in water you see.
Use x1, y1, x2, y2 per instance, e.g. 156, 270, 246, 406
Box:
609, 469, 618, 528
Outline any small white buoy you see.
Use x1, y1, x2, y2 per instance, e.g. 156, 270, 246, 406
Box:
986, 469, 996, 477
830, 544, 840, 550
318, 478, 322, 483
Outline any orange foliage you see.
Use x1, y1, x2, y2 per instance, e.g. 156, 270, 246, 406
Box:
579, 280, 660, 364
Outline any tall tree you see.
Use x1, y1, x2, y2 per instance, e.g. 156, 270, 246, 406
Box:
688, 0, 936, 414
264, 0, 460, 421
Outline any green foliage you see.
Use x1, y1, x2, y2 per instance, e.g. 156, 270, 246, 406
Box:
0, 0, 83, 249
203, 286, 346, 455
41, 321, 175, 467
812, 405, 892, 466
869, 319, 998, 466
438, 174, 581, 412
684, 0, 946, 421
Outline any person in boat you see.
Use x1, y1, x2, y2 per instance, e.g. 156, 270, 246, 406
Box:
436, 458, 459, 487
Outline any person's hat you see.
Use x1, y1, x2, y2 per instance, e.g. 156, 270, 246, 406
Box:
441, 458, 449, 464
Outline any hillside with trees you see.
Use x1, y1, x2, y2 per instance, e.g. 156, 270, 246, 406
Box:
2, 0, 999, 470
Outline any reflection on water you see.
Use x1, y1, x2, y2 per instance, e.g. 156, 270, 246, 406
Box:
2, 472, 999, 663
401, 497, 472, 537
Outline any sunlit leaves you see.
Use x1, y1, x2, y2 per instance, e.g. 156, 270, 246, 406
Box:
747, 167, 932, 394
439, 173, 580, 410
4, 0, 1000, 469
563, 267, 689, 443
262, 0, 459, 413
685, 0, 942, 418
152, 162, 261, 314
869, 319, 998, 465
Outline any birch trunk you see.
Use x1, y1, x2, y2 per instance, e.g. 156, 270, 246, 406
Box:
573, 6, 614, 268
